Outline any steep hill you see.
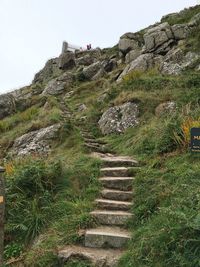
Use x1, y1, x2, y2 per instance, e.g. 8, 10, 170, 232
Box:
1, 4, 200, 267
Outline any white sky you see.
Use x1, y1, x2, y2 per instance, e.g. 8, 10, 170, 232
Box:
0, 0, 198, 94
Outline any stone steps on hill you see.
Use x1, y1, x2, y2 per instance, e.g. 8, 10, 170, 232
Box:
58, 129, 138, 265
101, 189, 133, 201
85, 226, 131, 248
99, 177, 134, 191
95, 198, 132, 211
100, 167, 131, 177
91, 210, 132, 226
58, 245, 123, 267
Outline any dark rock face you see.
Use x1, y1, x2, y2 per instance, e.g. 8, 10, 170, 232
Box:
98, 102, 139, 135
0, 94, 15, 119
58, 51, 76, 70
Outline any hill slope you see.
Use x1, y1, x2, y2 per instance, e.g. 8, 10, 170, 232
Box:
1, 4, 200, 267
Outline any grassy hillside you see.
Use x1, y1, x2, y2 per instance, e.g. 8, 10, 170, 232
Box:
1, 4, 200, 267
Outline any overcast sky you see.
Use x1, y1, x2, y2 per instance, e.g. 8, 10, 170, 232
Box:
0, 0, 198, 94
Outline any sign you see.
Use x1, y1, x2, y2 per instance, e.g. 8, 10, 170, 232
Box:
191, 128, 200, 153
0, 196, 3, 204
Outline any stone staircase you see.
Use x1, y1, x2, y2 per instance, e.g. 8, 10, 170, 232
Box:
58, 130, 139, 266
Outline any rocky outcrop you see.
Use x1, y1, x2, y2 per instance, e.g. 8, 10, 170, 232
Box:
119, 32, 143, 55
171, 24, 190, 40
143, 22, 174, 54
98, 102, 139, 135
117, 53, 154, 82
0, 93, 15, 119
83, 61, 102, 80
11, 124, 61, 157
33, 58, 60, 84
42, 72, 74, 95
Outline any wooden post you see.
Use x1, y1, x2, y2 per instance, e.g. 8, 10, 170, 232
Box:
0, 167, 5, 266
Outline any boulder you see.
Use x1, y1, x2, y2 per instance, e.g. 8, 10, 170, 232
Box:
83, 61, 102, 80
155, 101, 176, 117
144, 22, 174, 54
171, 24, 190, 40
58, 51, 75, 70
125, 50, 142, 64
33, 58, 60, 84
164, 47, 185, 63
11, 124, 61, 156
161, 62, 183, 75
98, 102, 139, 135
76, 54, 96, 66
119, 32, 143, 55
117, 53, 154, 82
42, 73, 74, 95
0, 93, 15, 119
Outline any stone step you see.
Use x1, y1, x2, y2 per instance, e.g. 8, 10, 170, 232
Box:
91, 210, 132, 226
58, 245, 123, 267
95, 199, 132, 211
102, 156, 138, 168
100, 167, 130, 177
85, 143, 105, 153
91, 152, 138, 167
101, 189, 133, 201
84, 138, 106, 145
99, 177, 133, 191
85, 226, 131, 248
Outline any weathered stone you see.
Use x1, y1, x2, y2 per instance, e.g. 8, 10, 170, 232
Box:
161, 62, 183, 75
171, 24, 190, 40
99, 102, 139, 134
58, 246, 122, 267
182, 52, 200, 69
119, 32, 143, 55
125, 50, 141, 64
155, 101, 176, 117
42, 72, 74, 95
100, 167, 130, 177
11, 124, 61, 156
0, 93, 15, 119
75, 48, 101, 60
92, 68, 106, 80
91, 210, 132, 226
119, 38, 140, 55
99, 177, 133, 191
117, 54, 154, 82
85, 226, 131, 248
144, 22, 174, 54
58, 51, 75, 70
165, 47, 185, 63
101, 189, 133, 201
33, 58, 60, 84
83, 61, 102, 80
95, 199, 132, 211
76, 54, 96, 66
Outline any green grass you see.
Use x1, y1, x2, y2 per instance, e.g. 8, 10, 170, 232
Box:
161, 5, 200, 25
